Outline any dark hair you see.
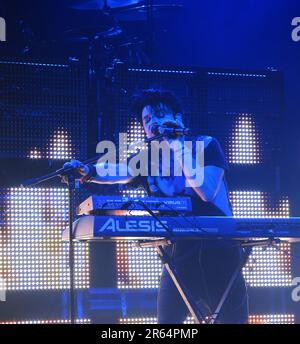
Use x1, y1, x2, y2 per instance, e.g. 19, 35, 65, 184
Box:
131, 89, 183, 121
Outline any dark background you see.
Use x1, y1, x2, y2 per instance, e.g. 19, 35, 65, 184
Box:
1, 0, 300, 210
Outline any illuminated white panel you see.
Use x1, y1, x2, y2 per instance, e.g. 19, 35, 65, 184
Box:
1, 187, 89, 290
248, 314, 294, 324
121, 188, 147, 198
183, 316, 195, 324
119, 314, 295, 324
120, 316, 210, 324
116, 121, 156, 288
0, 319, 91, 324
184, 316, 208, 324
124, 119, 147, 158
48, 128, 73, 160
27, 128, 74, 160
243, 242, 292, 287
185, 314, 295, 324
129, 68, 195, 74
119, 317, 197, 324
119, 317, 157, 324
229, 114, 261, 164
120, 117, 148, 197
230, 191, 289, 218
230, 191, 292, 287
116, 241, 161, 289
117, 113, 155, 288
28, 148, 42, 159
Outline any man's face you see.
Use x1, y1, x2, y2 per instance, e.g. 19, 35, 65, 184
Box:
141, 103, 183, 138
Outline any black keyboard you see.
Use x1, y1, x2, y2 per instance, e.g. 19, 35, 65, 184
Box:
77, 195, 192, 215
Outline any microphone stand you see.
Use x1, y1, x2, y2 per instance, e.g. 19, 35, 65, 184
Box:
20, 132, 165, 324
21, 134, 164, 188
66, 173, 76, 324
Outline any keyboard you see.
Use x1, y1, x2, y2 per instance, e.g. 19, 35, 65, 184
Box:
62, 215, 300, 241
77, 195, 192, 215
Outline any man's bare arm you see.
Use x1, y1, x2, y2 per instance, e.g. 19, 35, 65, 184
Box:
63, 160, 134, 184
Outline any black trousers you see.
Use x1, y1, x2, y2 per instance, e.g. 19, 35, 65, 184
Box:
157, 240, 249, 324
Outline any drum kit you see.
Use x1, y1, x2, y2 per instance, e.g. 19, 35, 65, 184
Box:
17, 1, 183, 66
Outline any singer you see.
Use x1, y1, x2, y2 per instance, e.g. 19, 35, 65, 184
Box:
64, 89, 249, 324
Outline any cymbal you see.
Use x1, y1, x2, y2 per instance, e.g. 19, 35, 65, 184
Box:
67, 0, 141, 10
62, 26, 122, 42
114, 4, 183, 22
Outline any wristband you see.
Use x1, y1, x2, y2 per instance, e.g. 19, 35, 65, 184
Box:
80, 164, 97, 184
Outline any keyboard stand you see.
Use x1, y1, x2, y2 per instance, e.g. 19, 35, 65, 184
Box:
137, 239, 208, 324
209, 238, 280, 324
134, 201, 282, 324
138, 238, 280, 324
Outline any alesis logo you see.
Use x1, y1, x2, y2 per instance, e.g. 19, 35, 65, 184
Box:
99, 218, 168, 232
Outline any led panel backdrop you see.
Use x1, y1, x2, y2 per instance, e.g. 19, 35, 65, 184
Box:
103, 64, 283, 167
0, 59, 89, 322
0, 187, 89, 291
0, 61, 294, 324
0, 60, 87, 160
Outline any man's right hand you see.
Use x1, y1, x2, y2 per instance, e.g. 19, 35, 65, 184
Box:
63, 159, 90, 176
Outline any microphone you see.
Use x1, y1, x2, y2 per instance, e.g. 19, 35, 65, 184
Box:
130, 124, 190, 148
151, 125, 190, 135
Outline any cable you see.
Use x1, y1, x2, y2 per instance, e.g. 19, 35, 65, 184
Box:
159, 201, 221, 236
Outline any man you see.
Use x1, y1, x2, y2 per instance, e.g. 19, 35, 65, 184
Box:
65, 89, 248, 324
